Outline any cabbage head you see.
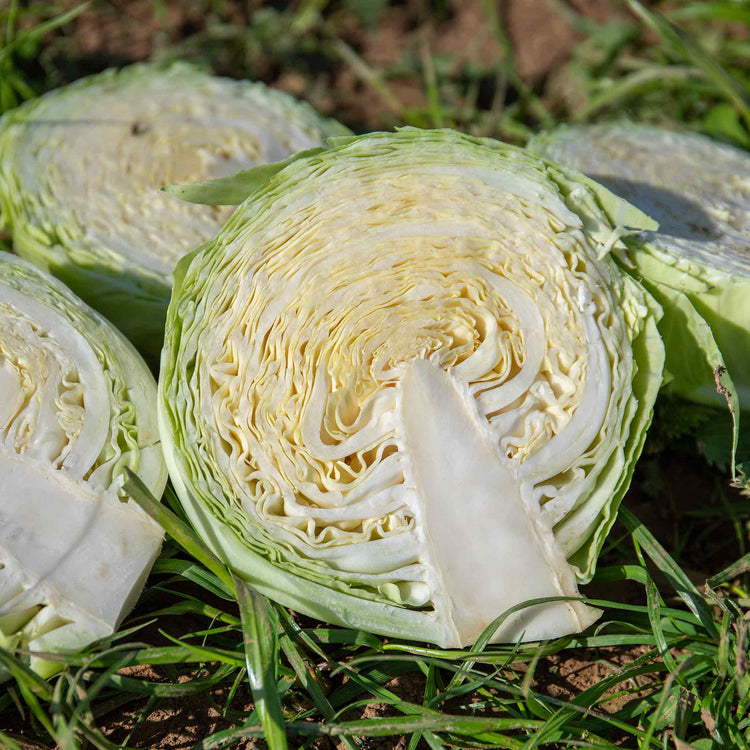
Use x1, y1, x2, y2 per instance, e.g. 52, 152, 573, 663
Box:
159, 129, 665, 647
0, 63, 349, 358
529, 124, 750, 410
0, 253, 167, 678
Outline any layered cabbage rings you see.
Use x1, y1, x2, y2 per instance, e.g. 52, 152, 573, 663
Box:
160, 130, 665, 647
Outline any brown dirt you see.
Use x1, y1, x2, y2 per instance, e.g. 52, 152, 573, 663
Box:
532, 645, 658, 711
31, 0, 622, 132
102, 666, 256, 750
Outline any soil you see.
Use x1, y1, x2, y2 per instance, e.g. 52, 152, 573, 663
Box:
29, 0, 627, 132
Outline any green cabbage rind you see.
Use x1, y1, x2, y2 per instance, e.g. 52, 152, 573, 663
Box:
160, 128, 665, 646
0, 63, 350, 359
541, 166, 667, 579
529, 124, 750, 412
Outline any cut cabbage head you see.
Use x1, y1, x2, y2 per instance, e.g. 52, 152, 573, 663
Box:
0, 252, 167, 678
159, 129, 665, 648
529, 124, 750, 409
0, 63, 349, 358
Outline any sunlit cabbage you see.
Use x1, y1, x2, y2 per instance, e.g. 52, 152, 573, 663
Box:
529, 124, 750, 409
0, 63, 349, 358
0, 253, 167, 678
159, 129, 665, 647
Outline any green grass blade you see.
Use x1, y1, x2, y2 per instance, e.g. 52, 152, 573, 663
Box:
123, 470, 234, 593
294, 714, 544, 737
707, 552, 750, 589
0, 2, 89, 64
626, 0, 750, 129
0, 649, 55, 700
103, 664, 237, 697
234, 575, 288, 750
0, 731, 27, 750
619, 508, 718, 638
278, 633, 360, 750
668, 3, 750, 25
150, 559, 233, 599
157, 632, 245, 667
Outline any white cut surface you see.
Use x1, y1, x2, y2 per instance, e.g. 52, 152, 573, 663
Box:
1, 64, 344, 279
401, 358, 599, 644
0, 454, 162, 656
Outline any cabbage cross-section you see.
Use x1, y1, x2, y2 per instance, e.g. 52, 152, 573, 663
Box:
159, 129, 665, 647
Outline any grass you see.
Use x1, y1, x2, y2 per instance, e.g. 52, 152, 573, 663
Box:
2, 474, 748, 749
0, 1, 749, 748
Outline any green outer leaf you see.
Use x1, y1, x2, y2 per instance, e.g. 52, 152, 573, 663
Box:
163, 147, 327, 206
548, 162, 659, 234
634, 275, 739, 473
235, 576, 288, 750
626, 248, 742, 407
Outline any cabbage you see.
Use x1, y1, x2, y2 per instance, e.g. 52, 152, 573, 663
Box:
529, 124, 750, 409
0, 252, 167, 678
158, 129, 665, 647
0, 63, 349, 358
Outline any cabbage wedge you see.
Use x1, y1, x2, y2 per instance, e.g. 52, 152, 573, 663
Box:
159, 129, 665, 647
0, 253, 167, 678
0, 63, 348, 358
529, 124, 750, 410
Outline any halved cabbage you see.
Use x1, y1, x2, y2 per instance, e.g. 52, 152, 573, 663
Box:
159, 129, 665, 647
529, 124, 750, 409
0, 63, 349, 358
0, 252, 167, 678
